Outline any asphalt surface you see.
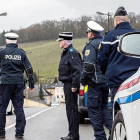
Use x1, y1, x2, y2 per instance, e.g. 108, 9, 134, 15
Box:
3, 106, 109, 140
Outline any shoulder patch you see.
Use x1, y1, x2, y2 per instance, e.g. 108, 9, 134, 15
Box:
98, 44, 102, 50
20, 48, 25, 52
69, 48, 73, 52
85, 50, 90, 56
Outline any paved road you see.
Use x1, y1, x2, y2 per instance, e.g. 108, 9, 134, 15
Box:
3, 106, 109, 140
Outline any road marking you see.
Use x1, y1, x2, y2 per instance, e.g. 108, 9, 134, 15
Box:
6, 107, 56, 130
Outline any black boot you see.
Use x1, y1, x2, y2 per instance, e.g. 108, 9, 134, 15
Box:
61, 136, 79, 140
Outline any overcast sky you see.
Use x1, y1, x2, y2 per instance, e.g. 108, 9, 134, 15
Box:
0, 0, 140, 32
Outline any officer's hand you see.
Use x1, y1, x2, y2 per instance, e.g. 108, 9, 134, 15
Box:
71, 88, 77, 92
29, 88, 34, 92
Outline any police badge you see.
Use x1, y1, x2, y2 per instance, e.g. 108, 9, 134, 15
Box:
85, 50, 90, 56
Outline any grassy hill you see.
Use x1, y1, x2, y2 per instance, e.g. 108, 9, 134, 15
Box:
19, 38, 88, 82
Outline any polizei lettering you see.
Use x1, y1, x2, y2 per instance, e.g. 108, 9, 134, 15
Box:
5, 55, 21, 60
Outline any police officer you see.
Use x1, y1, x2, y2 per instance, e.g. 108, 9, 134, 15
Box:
80, 21, 112, 140
56, 32, 82, 140
0, 33, 34, 138
97, 6, 140, 108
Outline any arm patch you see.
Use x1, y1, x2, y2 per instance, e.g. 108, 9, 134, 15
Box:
83, 62, 95, 73
27, 67, 33, 75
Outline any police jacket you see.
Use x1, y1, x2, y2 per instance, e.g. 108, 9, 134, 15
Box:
59, 44, 82, 88
81, 36, 106, 86
0, 43, 34, 88
98, 22, 140, 88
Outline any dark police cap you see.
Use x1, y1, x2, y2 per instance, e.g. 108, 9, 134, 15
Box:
114, 6, 128, 17
56, 32, 73, 41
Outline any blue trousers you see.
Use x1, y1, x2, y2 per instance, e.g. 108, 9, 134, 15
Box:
0, 84, 26, 136
88, 83, 112, 140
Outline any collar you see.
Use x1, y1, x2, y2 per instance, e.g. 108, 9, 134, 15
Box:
115, 22, 131, 29
63, 44, 72, 52
6, 43, 18, 48
89, 35, 103, 41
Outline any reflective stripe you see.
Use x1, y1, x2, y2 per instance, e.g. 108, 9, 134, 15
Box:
101, 40, 119, 45
117, 90, 140, 104
117, 76, 140, 93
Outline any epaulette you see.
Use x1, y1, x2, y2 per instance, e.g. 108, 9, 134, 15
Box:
0, 47, 4, 50
19, 48, 26, 53
86, 40, 91, 45
105, 31, 110, 35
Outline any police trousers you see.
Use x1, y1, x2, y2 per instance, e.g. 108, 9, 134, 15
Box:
63, 82, 79, 138
88, 83, 112, 140
0, 84, 26, 135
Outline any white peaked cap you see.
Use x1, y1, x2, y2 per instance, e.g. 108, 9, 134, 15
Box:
87, 21, 104, 32
5, 33, 19, 40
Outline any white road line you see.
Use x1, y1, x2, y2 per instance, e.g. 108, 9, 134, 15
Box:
6, 107, 56, 130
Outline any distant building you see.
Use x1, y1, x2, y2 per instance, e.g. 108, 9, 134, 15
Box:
42, 86, 53, 105
25, 84, 53, 105
24, 82, 65, 105
55, 82, 65, 103
45, 83, 56, 102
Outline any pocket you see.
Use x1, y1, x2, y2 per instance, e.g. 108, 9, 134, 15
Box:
88, 94, 99, 108
59, 61, 70, 76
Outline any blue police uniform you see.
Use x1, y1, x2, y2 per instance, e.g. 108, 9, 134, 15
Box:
97, 22, 140, 107
81, 35, 112, 140
59, 44, 82, 140
0, 43, 34, 137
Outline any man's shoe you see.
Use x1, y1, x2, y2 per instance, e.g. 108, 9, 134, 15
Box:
61, 136, 68, 139
0, 134, 5, 138
61, 135, 79, 140
15, 134, 23, 138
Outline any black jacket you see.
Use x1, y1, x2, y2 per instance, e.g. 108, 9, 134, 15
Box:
58, 44, 82, 88
0, 43, 34, 88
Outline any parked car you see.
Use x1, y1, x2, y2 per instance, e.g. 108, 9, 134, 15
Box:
110, 32, 140, 140
78, 85, 88, 123
78, 85, 112, 123
6, 100, 14, 115
51, 101, 59, 107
